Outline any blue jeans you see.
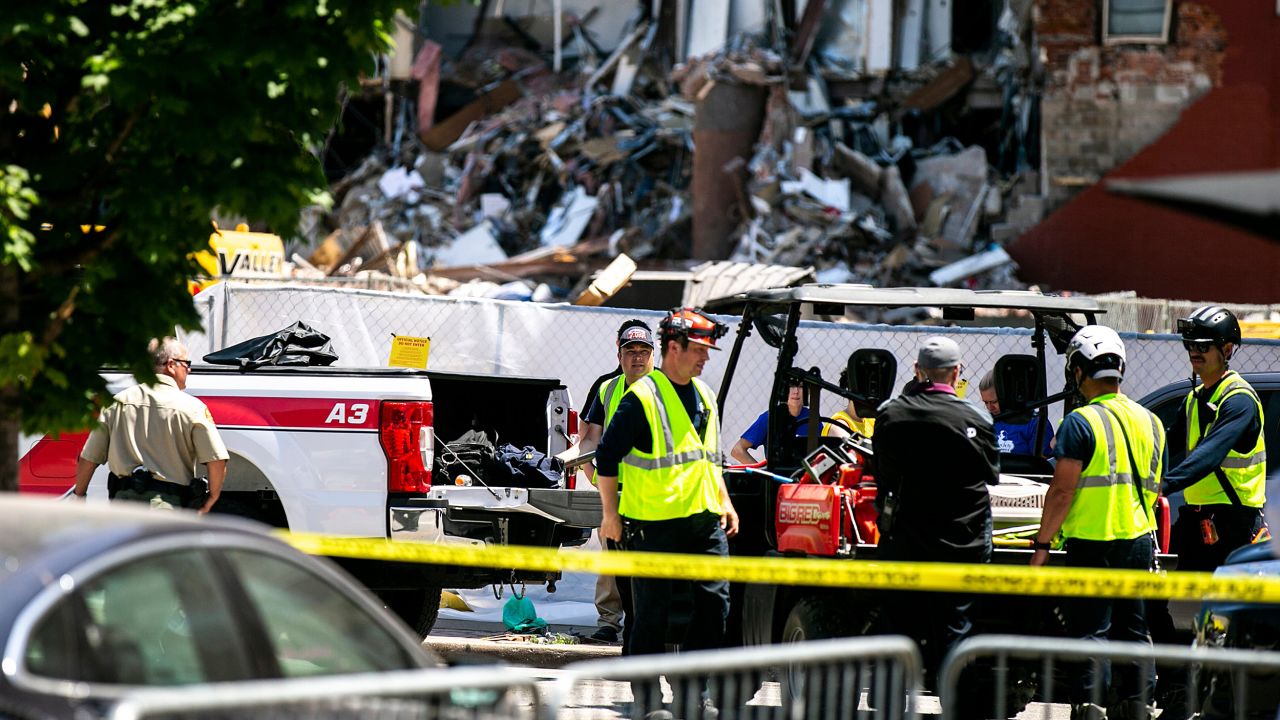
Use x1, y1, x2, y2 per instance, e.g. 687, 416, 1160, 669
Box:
1064, 535, 1156, 706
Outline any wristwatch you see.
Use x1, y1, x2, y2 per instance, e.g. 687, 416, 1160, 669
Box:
1031, 540, 1053, 551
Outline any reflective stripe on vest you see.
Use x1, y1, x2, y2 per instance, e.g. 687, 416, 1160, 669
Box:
1062, 395, 1163, 542
599, 375, 627, 428
1183, 371, 1266, 507
587, 376, 630, 487
617, 371, 724, 521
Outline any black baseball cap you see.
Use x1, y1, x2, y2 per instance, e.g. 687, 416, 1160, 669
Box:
618, 325, 655, 348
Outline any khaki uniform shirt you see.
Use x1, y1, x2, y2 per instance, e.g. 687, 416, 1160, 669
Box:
81, 375, 229, 486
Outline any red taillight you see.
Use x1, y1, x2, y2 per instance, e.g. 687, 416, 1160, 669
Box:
566, 409, 580, 489
379, 401, 433, 493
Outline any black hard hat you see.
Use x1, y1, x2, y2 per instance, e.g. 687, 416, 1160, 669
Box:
1178, 305, 1241, 346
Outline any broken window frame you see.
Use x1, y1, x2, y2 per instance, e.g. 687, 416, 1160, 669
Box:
1101, 0, 1173, 45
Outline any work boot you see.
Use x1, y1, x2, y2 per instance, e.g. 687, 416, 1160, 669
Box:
1071, 703, 1107, 720
1107, 699, 1153, 720
1154, 681, 1190, 720
588, 625, 620, 643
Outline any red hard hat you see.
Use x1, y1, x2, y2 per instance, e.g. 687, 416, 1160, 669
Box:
660, 307, 728, 350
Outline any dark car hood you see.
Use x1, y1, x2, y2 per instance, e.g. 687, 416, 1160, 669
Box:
1203, 539, 1280, 616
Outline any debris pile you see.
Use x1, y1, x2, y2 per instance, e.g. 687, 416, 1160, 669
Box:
292, 2, 1044, 306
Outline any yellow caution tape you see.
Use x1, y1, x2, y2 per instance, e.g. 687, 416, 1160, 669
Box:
278, 531, 1280, 603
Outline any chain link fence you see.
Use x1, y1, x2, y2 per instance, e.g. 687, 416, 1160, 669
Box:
1094, 293, 1280, 335
183, 283, 1280, 443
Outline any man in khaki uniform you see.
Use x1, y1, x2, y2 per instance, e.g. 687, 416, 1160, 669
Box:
73, 337, 228, 512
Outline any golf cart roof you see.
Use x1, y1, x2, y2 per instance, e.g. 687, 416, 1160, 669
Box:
734, 285, 1103, 314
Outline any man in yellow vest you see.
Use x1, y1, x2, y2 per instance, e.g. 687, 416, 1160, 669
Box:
1163, 305, 1266, 570
595, 307, 738, 719
557, 319, 655, 647
1031, 325, 1166, 720
1150, 307, 1267, 715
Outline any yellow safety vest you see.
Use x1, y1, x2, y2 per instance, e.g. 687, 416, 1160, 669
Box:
1183, 371, 1266, 507
1061, 393, 1164, 542
598, 375, 628, 428
618, 371, 724, 521
587, 375, 630, 487
821, 409, 875, 438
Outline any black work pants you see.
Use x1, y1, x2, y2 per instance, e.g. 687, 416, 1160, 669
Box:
1150, 504, 1265, 646
624, 511, 730, 656
1063, 535, 1155, 708
624, 511, 729, 713
1170, 504, 1264, 572
877, 516, 992, 689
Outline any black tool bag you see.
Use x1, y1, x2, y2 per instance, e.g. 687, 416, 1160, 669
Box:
434, 430, 497, 486
203, 321, 338, 370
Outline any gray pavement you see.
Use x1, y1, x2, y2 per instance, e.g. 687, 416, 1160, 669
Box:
427, 618, 622, 669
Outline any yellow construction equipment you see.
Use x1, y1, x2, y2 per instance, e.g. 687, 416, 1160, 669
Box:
190, 222, 285, 294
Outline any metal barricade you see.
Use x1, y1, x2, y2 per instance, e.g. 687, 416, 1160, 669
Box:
940, 635, 1280, 720
549, 636, 922, 720
109, 665, 545, 720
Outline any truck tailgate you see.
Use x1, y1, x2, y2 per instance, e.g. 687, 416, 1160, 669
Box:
527, 488, 601, 528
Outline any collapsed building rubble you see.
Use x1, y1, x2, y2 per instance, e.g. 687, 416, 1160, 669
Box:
290, 0, 1046, 309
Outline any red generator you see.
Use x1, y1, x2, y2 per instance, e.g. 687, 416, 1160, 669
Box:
775, 441, 880, 558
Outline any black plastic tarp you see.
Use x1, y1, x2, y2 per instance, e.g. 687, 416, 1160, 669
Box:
203, 321, 339, 370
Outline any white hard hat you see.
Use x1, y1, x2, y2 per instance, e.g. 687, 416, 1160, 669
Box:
1067, 325, 1126, 380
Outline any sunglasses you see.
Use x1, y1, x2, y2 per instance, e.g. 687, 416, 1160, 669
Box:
1182, 340, 1216, 353
172, 358, 192, 368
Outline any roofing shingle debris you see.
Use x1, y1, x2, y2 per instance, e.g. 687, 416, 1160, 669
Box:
292, 5, 1041, 311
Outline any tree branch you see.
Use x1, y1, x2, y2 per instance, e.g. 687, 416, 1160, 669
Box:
39, 284, 80, 351
103, 102, 146, 168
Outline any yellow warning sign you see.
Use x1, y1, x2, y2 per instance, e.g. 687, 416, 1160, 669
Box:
276, 532, 1280, 603
389, 335, 431, 369
1240, 321, 1280, 340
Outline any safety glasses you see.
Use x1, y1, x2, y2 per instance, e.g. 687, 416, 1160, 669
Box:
688, 326, 722, 341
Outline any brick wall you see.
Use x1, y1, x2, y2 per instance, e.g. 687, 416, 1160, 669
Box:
1036, 1, 1227, 206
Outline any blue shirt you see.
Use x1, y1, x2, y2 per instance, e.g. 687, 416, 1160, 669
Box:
740, 407, 811, 448
1162, 388, 1261, 495
994, 415, 1054, 455
1055, 412, 1094, 463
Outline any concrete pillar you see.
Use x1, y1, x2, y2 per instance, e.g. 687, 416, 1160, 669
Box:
691, 83, 766, 260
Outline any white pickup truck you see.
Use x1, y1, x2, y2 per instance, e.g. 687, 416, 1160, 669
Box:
19, 364, 603, 636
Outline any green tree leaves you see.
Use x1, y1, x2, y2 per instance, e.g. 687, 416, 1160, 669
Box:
0, 0, 414, 453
